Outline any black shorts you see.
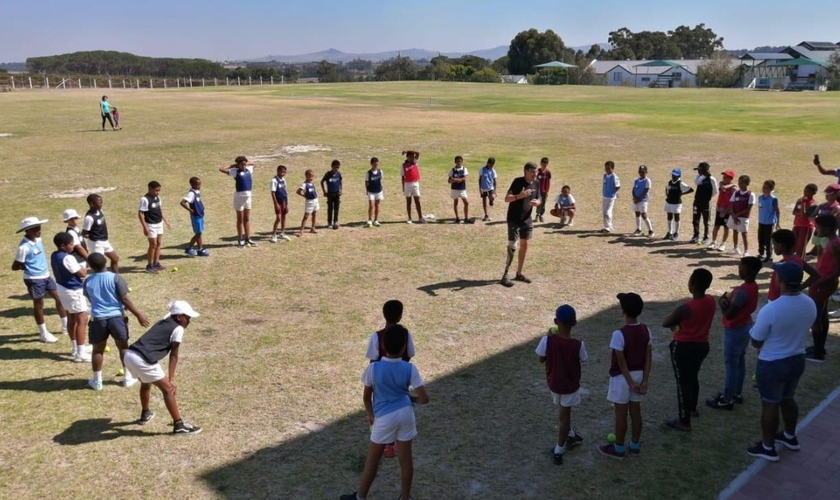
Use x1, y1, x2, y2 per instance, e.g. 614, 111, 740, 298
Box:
481, 190, 495, 199
714, 211, 730, 227
507, 221, 533, 242
693, 202, 710, 213
89, 316, 129, 344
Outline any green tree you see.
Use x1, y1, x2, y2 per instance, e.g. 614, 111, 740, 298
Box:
506, 29, 568, 75
374, 56, 417, 81
491, 55, 509, 74
470, 67, 500, 83
315, 60, 338, 82
669, 24, 724, 59
828, 50, 840, 91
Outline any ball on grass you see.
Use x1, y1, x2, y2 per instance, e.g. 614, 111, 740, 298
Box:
607, 433, 616, 443
172, 266, 179, 272
128, 287, 133, 292
104, 345, 111, 353
549, 326, 559, 334
117, 368, 124, 376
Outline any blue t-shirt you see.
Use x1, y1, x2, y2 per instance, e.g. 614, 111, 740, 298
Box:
366, 169, 383, 194
758, 194, 779, 225
361, 358, 423, 418
603, 173, 620, 198
16, 237, 49, 279
84, 271, 127, 319
479, 166, 496, 192
633, 177, 651, 202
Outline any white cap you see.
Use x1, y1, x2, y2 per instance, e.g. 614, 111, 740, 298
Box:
61, 209, 80, 222
17, 216, 48, 233
167, 300, 200, 318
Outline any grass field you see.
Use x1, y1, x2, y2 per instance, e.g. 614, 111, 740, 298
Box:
1, 82, 840, 500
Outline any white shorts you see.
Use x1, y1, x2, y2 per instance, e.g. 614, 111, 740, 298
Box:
727, 217, 750, 233
87, 239, 115, 255
305, 199, 320, 214
123, 349, 166, 384
403, 181, 421, 198
551, 389, 582, 408
632, 202, 649, 213
233, 191, 252, 211
57, 285, 88, 314
146, 222, 164, 238
370, 405, 417, 444
664, 202, 683, 214
367, 192, 384, 201
607, 371, 645, 404
450, 189, 468, 200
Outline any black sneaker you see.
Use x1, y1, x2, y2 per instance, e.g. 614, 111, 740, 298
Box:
648, 230, 655, 237
567, 428, 584, 448
774, 431, 801, 451
628, 444, 641, 456
339, 493, 359, 500
747, 442, 779, 462
733, 394, 744, 405
805, 346, 815, 354
514, 274, 532, 284
138, 410, 155, 425
237, 239, 246, 247
454, 218, 461, 224
664, 233, 673, 240
689, 237, 699, 244
806, 352, 825, 363
246, 239, 258, 247
145, 265, 159, 274
632, 230, 642, 236
706, 394, 734, 410
553, 448, 563, 465
465, 218, 475, 224
500, 276, 514, 288
673, 233, 680, 240
173, 420, 202, 435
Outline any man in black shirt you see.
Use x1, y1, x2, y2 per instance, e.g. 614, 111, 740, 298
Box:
501, 162, 541, 287
691, 162, 719, 244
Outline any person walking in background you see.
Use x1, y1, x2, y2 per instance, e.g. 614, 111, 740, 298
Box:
100, 96, 116, 131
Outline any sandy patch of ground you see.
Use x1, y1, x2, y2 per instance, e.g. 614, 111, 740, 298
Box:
48, 186, 117, 199
0, 133, 12, 137
249, 145, 334, 162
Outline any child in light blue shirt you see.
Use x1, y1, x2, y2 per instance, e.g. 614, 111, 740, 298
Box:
757, 180, 781, 262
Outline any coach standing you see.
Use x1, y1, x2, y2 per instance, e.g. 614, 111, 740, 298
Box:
100, 96, 116, 131
747, 262, 816, 462
501, 162, 540, 287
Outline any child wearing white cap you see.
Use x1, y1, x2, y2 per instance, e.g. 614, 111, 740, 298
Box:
62, 209, 89, 266
11, 216, 68, 343
123, 300, 202, 435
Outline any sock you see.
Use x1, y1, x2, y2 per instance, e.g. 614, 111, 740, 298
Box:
61, 317, 68, 330
635, 216, 642, 230
645, 218, 653, 231
666, 220, 673, 233
629, 440, 640, 450
71, 340, 78, 352
784, 431, 795, 439
38, 323, 48, 335
356, 494, 366, 500
675, 221, 681, 234
93, 371, 102, 382
554, 443, 564, 455
614, 443, 625, 453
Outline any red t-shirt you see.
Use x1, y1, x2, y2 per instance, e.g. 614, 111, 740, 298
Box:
402, 161, 420, 183
716, 184, 736, 210
768, 255, 804, 301
816, 237, 840, 278
675, 295, 716, 342
537, 168, 552, 194
722, 282, 759, 328
793, 197, 816, 228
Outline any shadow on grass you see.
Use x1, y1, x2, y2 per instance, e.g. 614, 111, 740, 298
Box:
53, 417, 168, 445
6, 293, 32, 301
0, 333, 39, 346
0, 373, 84, 392
417, 279, 498, 297
128, 252, 192, 263
199, 297, 773, 500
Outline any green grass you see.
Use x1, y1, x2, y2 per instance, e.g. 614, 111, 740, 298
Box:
1, 82, 840, 500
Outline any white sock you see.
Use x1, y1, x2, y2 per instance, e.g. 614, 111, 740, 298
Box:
645, 217, 653, 231
554, 443, 564, 454
71, 340, 78, 352
675, 221, 681, 234
60, 317, 68, 329
93, 371, 102, 382
666, 220, 673, 233
38, 323, 48, 335
635, 216, 642, 230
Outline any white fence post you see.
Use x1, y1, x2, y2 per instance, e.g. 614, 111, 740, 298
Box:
260, 76, 263, 85
122, 79, 126, 89
136, 79, 139, 89
237, 77, 241, 85
29, 77, 33, 88
78, 79, 82, 89
215, 78, 218, 86
281, 75, 284, 84
150, 79, 154, 89
177, 78, 180, 88
109, 79, 112, 88
10, 76, 14, 90
93, 78, 96, 88
45, 77, 49, 89
202, 78, 205, 87
248, 76, 252, 85
189, 77, 193, 87
270, 76, 273, 85
226, 77, 229, 86
164, 79, 167, 88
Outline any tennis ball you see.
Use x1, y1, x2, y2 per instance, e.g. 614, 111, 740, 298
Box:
607, 433, 616, 443
117, 368, 124, 376
172, 266, 179, 272
128, 287, 133, 292
104, 345, 111, 353
549, 326, 559, 334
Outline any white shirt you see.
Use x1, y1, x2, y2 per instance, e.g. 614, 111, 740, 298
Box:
361, 357, 424, 388
61, 254, 82, 275
750, 294, 816, 361
269, 176, 287, 192
365, 331, 416, 361
535, 336, 588, 361
82, 211, 101, 231
555, 193, 576, 207
170, 325, 185, 343
67, 226, 83, 247
182, 190, 199, 204
609, 325, 653, 351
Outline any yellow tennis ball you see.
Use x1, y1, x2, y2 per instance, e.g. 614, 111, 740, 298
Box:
117, 368, 124, 376
104, 345, 111, 353
549, 326, 559, 334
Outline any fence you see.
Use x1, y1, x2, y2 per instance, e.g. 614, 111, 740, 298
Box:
0, 75, 293, 91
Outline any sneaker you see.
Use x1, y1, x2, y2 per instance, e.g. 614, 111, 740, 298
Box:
706, 241, 718, 250
805, 346, 814, 354
648, 230, 655, 237
514, 274, 532, 284
829, 309, 840, 319
145, 265, 159, 274
598, 443, 625, 459
747, 442, 779, 462
454, 218, 461, 224
87, 377, 103, 391
500, 276, 514, 288
123, 375, 139, 388
717, 244, 726, 252
733, 394, 744, 405
154, 262, 167, 271
689, 236, 700, 244
237, 239, 246, 247
553, 448, 563, 465
628, 444, 641, 456
279, 233, 291, 241
774, 431, 801, 451
702, 238, 711, 246
406, 220, 413, 225
39, 331, 58, 343
706, 394, 734, 411
599, 228, 611, 234
482, 215, 490, 222
372, 221, 381, 227
185, 248, 197, 257
138, 410, 155, 426
366, 220, 373, 227
417, 218, 427, 224
173, 420, 202, 435
632, 230, 642, 236
197, 248, 211, 256
806, 352, 825, 363
743, 251, 751, 257
270, 235, 278, 243
73, 351, 92, 363
567, 428, 584, 448
731, 247, 741, 256
340, 493, 360, 500
246, 239, 257, 247
673, 233, 679, 240
465, 218, 475, 224
333, 224, 340, 230
567, 220, 574, 227
664, 233, 673, 240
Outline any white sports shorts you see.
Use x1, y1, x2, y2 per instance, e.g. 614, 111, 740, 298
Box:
664, 202, 683, 214
403, 181, 420, 198
551, 389, 582, 408
727, 217, 750, 233
370, 406, 417, 444
124, 349, 166, 384
87, 239, 115, 255
367, 192, 384, 201
450, 189, 468, 200
146, 222, 164, 238
607, 371, 645, 404
632, 201, 649, 213
57, 286, 88, 314
305, 199, 320, 214
233, 191, 252, 212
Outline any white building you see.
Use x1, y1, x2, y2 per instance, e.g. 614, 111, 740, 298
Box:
588, 59, 730, 88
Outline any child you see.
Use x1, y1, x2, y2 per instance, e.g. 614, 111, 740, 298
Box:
82, 193, 120, 273
296, 170, 319, 236
12, 217, 68, 343
631, 165, 654, 237
706, 257, 761, 410
448, 155, 470, 223
662, 268, 715, 431
808, 184, 840, 258
479, 157, 498, 222
792, 184, 818, 257
62, 209, 89, 265
321, 159, 343, 229
123, 300, 202, 434
536, 157, 552, 223
83, 253, 149, 390
600, 293, 651, 459
179, 177, 210, 256
365, 299, 417, 460
757, 180, 781, 263
138, 181, 171, 274
341, 325, 429, 500
767, 229, 818, 302
536, 305, 587, 464
401, 150, 425, 224
806, 215, 840, 362
365, 157, 384, 227
663, 168, 694, 240
51, 232, 90, 363
219, 156, 257, 248
691, 162, 719, 244
727, 175, 756, 256
554, 185, 576, 226
707, 170, 737, 251
269, 165, 291, 241
601, 161, 621, 233
112, 107, 121, 130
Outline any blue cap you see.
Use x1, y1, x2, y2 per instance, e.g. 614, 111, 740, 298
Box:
555, 305, 577, 324
671, 168, 682, 177
773, 261, 803, 286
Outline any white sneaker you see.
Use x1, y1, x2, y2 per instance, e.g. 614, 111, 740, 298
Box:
718, 244, 726, 252
706, 241, 717, 250
61, 328, 69, 335
74, 351, 92, 363
731, 247, 741, 256
829, 309, 840, 319
88, 377, 103, 391
269, 235, 278, 243
702, 238, 711, 246
406, 220, 413, 224
279, 233, 291, 241
373, 220, 381, 227
123, 375, 139, 388
831, 291, 840, 302
39, 331, 58, 343
366, 220, 373, 227
743, 251, 751, 257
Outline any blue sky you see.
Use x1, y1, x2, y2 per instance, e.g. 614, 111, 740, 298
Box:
1, 0, 837, 62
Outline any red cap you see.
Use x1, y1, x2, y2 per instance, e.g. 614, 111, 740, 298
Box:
721, 170, 735, 178
824, 183, 840, 194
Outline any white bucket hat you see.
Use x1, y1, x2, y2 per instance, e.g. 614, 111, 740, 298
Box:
17, 216, 48, 233
61, 209, 80, 222
167, 300, 200, 318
